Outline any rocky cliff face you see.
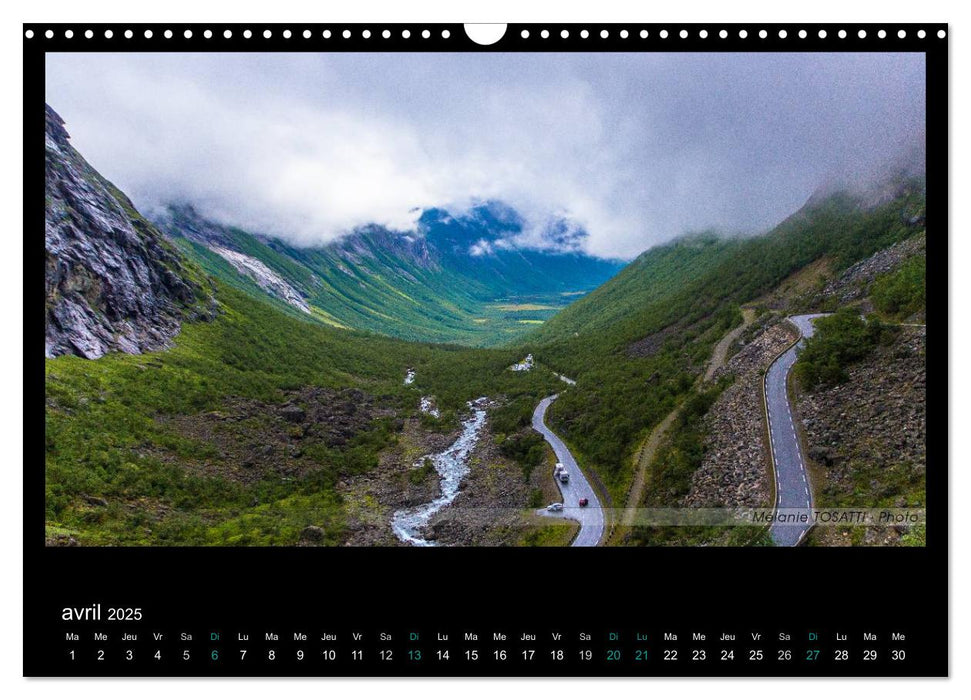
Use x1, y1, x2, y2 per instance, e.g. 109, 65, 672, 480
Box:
798, 326, 926, 546
45, 106, 211, 359
821, 232, 926, 305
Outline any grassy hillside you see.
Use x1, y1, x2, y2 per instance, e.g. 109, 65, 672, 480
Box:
870, 255, 926, 319
45, 283, 561, 545
528, 232, 736, 344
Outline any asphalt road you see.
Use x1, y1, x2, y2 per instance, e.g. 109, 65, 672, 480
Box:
765, 314, 828, 546
532, 395, 605, 547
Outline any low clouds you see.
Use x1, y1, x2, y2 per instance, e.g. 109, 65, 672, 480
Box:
46, 52, 924, 260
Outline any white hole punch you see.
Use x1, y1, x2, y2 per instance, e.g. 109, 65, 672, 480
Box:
463, 24, 507, 46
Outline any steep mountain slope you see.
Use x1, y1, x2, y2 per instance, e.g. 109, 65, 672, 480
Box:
45, 106, 212, 359
532, 181, 924, 367
156, 203, 623, 346
523, 179, 926, 507
529, 232, 737, 344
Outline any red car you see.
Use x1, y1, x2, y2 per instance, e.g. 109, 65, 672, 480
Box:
578, 498, 589, 507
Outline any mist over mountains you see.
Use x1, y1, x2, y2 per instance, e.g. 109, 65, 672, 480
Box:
46, 52, 925, 260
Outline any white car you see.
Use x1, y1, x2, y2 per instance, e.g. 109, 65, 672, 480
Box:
546, 503, 564, 512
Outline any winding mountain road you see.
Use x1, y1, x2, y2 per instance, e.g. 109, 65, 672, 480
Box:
765, 314, 828, 546
532, 395, 605, 547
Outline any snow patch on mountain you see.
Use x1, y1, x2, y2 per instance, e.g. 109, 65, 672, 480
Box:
209, 245, 310, 313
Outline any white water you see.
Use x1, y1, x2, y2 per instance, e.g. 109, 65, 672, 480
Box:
391, 398, 488, 546
419, 396, 441, 418
510, 353, 534, 372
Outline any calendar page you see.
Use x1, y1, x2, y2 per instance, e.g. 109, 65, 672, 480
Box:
25, 22, 947, 677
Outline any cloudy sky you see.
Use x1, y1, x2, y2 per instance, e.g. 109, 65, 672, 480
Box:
46, 52, 924, 259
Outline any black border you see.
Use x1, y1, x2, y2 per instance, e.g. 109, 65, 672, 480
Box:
26, 23, 948, 678
24, 22, 949, 52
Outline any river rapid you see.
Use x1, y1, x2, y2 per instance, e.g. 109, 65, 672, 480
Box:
391, 397, 488, 546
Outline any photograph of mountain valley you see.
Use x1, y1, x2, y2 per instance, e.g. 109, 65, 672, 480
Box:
43, 52, 927, 547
